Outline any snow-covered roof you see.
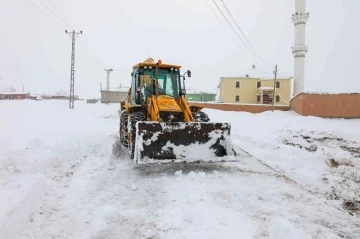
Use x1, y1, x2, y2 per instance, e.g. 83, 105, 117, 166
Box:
101, 86, 130, 92
54, 90, 68, 96
0, 91, 29, 95
186, 86, 215, 95
303, 91, 360, 95
221, 73, 292, 80
218, 68, 293, 88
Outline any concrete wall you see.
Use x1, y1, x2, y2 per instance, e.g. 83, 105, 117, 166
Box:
219, 77, 291, 105
290, 93, 360, 118
189, 102, 290, 113
100, 91, 127, 103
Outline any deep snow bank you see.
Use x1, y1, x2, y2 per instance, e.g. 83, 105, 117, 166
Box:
0, 174, 46, 239
0, 100, 119, 238
203, 108, 360, 212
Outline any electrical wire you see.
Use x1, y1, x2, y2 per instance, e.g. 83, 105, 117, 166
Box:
37, 0, 73, 29
219, 0, 271, 68
43, 0, 75, 28
27, 0, 66, 29
204, 0, 255, 63
210, 0, 272, 69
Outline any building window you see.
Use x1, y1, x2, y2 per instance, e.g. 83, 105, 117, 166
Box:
235, 95, 240, 102
257, 94, 261, 102
276, 81, 280, 88
235, 81, 240, 88
276, 95, 280, 102
257, 81, 261, 88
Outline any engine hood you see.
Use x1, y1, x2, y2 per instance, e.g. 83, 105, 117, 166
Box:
156, 95, 182, 112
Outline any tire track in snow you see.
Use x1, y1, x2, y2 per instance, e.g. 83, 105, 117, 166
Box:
16, 138, 360, 239
232, 146, 359, 219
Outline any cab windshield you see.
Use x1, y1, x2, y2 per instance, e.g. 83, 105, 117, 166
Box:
140, 68, 181, 98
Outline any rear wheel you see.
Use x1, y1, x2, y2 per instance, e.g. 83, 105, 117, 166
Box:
127, 111, 146, 159
192, 111, 210, 122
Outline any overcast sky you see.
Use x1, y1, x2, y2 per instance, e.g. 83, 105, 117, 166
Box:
0, 0, 359, 98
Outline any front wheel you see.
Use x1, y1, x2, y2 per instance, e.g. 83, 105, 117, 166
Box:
127, 111, 146, 159
192, 111, 210, 122
119, 110, 128, 147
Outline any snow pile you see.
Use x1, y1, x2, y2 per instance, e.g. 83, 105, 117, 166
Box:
1, 99, 360, 238
0, 100, 119, 238
280, 130, 360, 204
0, 174, 46, 239
156, 170, 256, 239
204, 108, 360, 213
152, 166, 359, 238
269, 217, 312, 239
303, 91, 360, 95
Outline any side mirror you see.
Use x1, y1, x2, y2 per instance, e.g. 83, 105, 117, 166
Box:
131, 72, 134, 76
187, 70, 191, 78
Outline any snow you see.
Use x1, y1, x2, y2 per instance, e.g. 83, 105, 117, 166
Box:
220, 71, 292, 81
1, 100, 360, 238
0, 174, 46, 239
134, 122, 235, 164
258, 86, 274, 90
104, 86, 129, 92
303, 91, 360, 95
0, 92, 29, 95
186, 86, 215, 94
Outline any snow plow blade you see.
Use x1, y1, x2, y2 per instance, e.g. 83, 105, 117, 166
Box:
133, 121, 237, 164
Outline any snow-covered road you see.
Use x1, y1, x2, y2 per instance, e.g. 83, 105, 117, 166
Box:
1, 100, 359, 238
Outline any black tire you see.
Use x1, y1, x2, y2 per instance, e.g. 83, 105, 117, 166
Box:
192, 111, 210, 122
127, 111, 146, 159
119, 110, 128, 147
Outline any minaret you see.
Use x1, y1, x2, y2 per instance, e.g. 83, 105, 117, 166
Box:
292, 0, 309, 96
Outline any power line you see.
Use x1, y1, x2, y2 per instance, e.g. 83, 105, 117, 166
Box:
27, 0, 66, 29
43, 0, 75, 28
210, 0, 267, 67
204, 0, 254, 62
219, 0, 270, 67
37, 0, 73, 29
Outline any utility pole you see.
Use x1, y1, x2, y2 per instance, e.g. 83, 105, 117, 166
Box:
272, 64, 278, 112
104, 69, 113, 103
65, 30, 82, 109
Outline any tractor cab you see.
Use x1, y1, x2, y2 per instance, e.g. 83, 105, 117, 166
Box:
130, 58, 190, 107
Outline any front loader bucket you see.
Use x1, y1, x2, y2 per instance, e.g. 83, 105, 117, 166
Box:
133, 121, 237, 164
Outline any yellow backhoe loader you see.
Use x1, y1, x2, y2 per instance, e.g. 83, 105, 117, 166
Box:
118, 58, 237, 164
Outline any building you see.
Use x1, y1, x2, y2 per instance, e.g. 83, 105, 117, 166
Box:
100, 86, 129, 103
292, 0, 309, 96
0, 92, 30, 100
218, 73, 292, 105
185, 87, 216, 102
30, 91, 79, 100
86, 99, 99, 104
